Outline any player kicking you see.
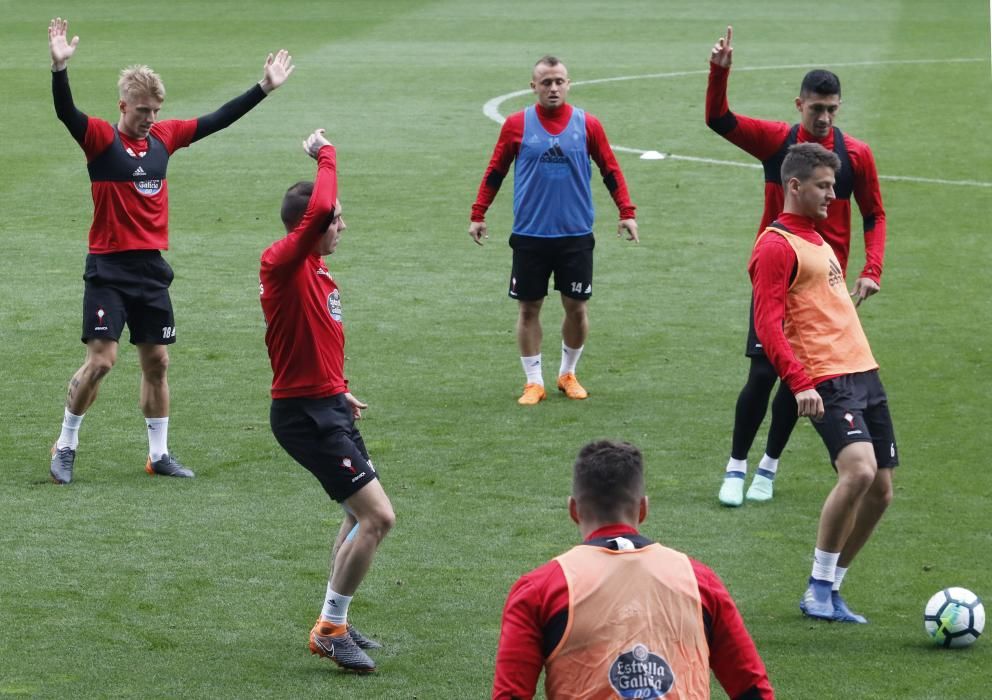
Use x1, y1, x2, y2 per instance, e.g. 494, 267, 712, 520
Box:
47, 17, 293, 483
260, 129, 395, 671
749, 143, 897, 623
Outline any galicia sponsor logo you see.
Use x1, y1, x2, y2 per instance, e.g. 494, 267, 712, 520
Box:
351, 472, 367, 483
327, 290, 343, 322
608, 644, 675, 698
134, 179, 163, 196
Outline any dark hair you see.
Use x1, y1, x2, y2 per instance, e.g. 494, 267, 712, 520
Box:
572, 440, 644, 522
781, 142, 841, 184
535, 54, 562, 69
281, 181, 314, 231
800, 69, 841, 98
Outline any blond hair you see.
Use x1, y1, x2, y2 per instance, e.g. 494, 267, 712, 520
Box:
118, 65, 166, 103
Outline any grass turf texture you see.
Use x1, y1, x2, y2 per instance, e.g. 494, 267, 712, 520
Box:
1, 0, 990, 696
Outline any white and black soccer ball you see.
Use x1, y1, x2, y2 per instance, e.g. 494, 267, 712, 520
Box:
924, 587, 985, 648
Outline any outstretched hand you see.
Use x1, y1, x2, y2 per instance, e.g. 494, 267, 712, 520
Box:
48, 17, 79, 70
710, 25, 733, 68
302, 128, 332, 158
259, 49, 294, 94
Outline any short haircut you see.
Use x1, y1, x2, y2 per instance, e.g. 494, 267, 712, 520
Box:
799, 69, 841, 98
781, 143, 841, 184
281, 181, 314, 231
118, 65, 165, 103
572, 440, 645, 522
534, 55, 564, 72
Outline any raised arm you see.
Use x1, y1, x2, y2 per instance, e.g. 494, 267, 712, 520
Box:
48, 18, 88, 142
263, 129, 338, 272
191, 50, 294, 142
705, 26, 790, 161
48, 17, 78, 71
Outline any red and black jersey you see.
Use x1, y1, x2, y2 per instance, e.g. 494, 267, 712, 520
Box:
471, 102, 636, 223
52, 68, 268, 254
706, 63, 886, 282
260, 146, 345, 400
492, 524, 774, 700
81, 118, 196, 253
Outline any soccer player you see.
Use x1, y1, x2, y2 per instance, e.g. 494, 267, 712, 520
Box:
260, 129, 395, 672
750, 143, 897, 623
493, 440, 774, 699
47, 17, 294, 483
469, 55, 639, 406
706, 26, 887, 506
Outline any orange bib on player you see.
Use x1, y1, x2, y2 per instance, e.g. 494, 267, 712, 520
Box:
545, 542, 710, 700
760, 227, 877, 382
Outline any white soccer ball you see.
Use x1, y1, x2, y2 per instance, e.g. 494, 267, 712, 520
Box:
924, 587, 985, 648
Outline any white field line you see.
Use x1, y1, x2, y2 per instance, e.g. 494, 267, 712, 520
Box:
482, 58, 990, 188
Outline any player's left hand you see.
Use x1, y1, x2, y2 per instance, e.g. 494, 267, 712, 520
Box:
259, 49, 294, 94
618, 219, 639, 242
344, 392, 368, 420
850, 277, 879, 307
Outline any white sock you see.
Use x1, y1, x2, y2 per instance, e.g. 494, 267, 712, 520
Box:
559, 342, 583, 376
725, 457, 747, 476
320, 584, 352, 625
833, 566, 849, 592
757, 453, 779, 475
521, 354, 543, 385
57, 409, 85, 450
811, 548, 840, 583
146, 417, 169, 462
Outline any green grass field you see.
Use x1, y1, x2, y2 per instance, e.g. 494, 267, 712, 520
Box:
1, 0, 990, 697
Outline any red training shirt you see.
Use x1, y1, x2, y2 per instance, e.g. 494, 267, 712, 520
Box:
471, 103, 636, 223
706, 63, 886, 282
259, 146, 346, 399
80, 117, 197, 253
492, 524, 774, 700
749, 212, 843, 393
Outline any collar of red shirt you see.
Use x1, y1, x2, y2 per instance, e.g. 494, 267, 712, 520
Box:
585, 523, 639, 542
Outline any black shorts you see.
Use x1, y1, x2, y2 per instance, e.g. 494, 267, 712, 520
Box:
745, 294, 766, 358
508, 233, 594, 301
81, 251, 176, 345
269, 394, 380, 503
811, 370, 899, 468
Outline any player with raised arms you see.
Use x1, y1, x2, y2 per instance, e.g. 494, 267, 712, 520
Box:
707, 26, 887, 506
47, 17, 294, 483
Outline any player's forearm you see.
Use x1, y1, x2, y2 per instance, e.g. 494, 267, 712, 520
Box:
705, 63, 736, 134
191, 83, 267, 142
51, 68, 88, 142
860, 214, 886, 283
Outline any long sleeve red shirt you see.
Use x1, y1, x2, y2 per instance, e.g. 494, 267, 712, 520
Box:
748, 213, 832, 393
492, 524, 774, 700
260, 146, 347, 399
706, 63, 886, 283
471, 103, 636, 223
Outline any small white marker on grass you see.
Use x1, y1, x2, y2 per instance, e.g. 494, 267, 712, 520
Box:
640, 150, 666, 160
